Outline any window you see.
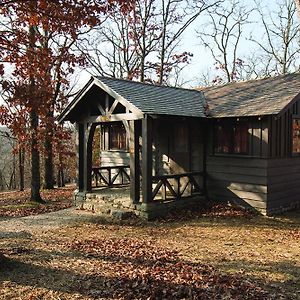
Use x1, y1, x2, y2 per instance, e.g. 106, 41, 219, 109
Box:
215, 120, 249, 154
292, 118, 300, 154
174, 123, 188, 152
109, 123, 127, 150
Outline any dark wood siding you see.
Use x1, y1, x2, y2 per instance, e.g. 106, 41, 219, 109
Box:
269, 97, 300, 158
154, 119, 204, 176
267, 158, 300, 212
207, 156, 268, 212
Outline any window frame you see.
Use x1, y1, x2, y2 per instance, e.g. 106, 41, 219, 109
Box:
214, 118, 250, 155
292, 116, 300, 155
108, 122, 127, 151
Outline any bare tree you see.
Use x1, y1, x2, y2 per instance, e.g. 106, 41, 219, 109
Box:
154, 0, 221, 85
250, 0, 300, 76
80, 0, 221, 86
294, 0, 300, 20
78, 0, 160, 81
197, 0, 253, 84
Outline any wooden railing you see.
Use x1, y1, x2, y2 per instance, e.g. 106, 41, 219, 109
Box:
152, 171, 204, 201
92, 165, 130, 187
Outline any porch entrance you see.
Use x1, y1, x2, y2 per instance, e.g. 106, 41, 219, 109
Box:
89, 117, 207, 204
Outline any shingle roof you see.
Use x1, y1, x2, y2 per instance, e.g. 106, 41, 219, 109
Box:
200, 73, 300, 117
58, 73, 300, 123
96, 76, 206, 118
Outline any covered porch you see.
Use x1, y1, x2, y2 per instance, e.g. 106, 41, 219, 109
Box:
58, 76, 207, 219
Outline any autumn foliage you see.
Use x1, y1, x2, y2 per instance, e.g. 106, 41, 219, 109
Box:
0, 0, 134, 200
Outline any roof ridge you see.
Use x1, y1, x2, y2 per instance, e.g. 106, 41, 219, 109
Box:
197, 72, 300, 91
96, 76, 203, 94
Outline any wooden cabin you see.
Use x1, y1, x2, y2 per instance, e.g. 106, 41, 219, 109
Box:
58, 73, 300, 218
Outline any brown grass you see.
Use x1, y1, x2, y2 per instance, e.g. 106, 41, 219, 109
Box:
0, 196, 299, 299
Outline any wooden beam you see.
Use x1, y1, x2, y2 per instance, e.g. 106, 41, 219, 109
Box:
129, 120, 140, 203
122, 120, 130, 150
93, 78, 143, 116
142, 115, 153, 203
108, 99, 119, 116
202, 121, 207, 196
86, 123, 97, 191
77, 122, 96, 192
89, 113, 141, 123
77, 123, 83, 191
105, 94, 109, 114
78, 123, 88, 192
97, 103, 105, 115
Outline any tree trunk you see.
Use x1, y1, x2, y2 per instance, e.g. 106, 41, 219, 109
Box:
30, 110, 43, 202
9, 151, 16, 190
57, 168, 65, 187
0, 171, 4, 191
19, 147, 25, 191
44, 131, 54, 189
28, 13, 43, 203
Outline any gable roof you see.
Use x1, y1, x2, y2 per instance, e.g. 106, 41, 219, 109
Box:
97, 76, 206, 117
58, 73, 300, 123
58, 76, 206, 122
200, 73, 300, 118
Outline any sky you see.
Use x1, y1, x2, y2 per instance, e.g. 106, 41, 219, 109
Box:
0, 0, 296, 105
75, 0, 280, 89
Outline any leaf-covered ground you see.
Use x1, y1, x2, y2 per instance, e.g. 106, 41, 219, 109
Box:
0, 186, 74, 217
0, 189, 299, 299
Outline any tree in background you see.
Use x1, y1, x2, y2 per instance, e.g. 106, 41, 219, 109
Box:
0, 0, 133, 201
197, 0, 300, 86
53, 125, 76, 188
197, 0, 253, 84
79, 0, 221, 86
295, 0, 300, 19
250, 0, 300, 76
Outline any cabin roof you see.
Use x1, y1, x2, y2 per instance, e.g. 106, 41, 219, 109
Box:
95, 76, 206, 117
58, 73, 300, 123
200, 73, 300, 118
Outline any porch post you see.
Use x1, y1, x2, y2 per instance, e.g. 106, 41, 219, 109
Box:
77, 123, 85, 192
129, 120, 140, 203
78, 122, 95, 192
142, 115, 153, 203
86, 123, 97, 191
202, 121, 207, 196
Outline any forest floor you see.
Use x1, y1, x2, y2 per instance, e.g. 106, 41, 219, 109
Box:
0, 186, 74, 218
0, 188, 299, 299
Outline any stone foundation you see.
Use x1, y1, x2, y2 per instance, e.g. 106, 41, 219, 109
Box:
74, 188, 206, 220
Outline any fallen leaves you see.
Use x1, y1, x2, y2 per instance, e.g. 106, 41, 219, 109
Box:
69, 237, 271, 299
0, 186, 74, 217
157, 202, 257, 223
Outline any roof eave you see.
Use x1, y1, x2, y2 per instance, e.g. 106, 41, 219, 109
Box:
57, 76, 144, 124
57, 77, 95, 124
276, 92, 300, 117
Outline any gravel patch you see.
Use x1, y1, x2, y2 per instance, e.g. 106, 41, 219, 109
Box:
0, 208, 102, 238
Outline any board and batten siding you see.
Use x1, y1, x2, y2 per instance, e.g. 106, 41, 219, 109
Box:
267, 157, 300, 213
154, 119, 204, 176
100, 150, 130, 167
207, 156, 268, 213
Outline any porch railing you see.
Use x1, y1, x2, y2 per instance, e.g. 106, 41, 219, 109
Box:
92, 165, 130, 188
152, 171, 204, 201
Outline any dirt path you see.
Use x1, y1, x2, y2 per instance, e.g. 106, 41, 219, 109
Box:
0, 208, 101, 238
